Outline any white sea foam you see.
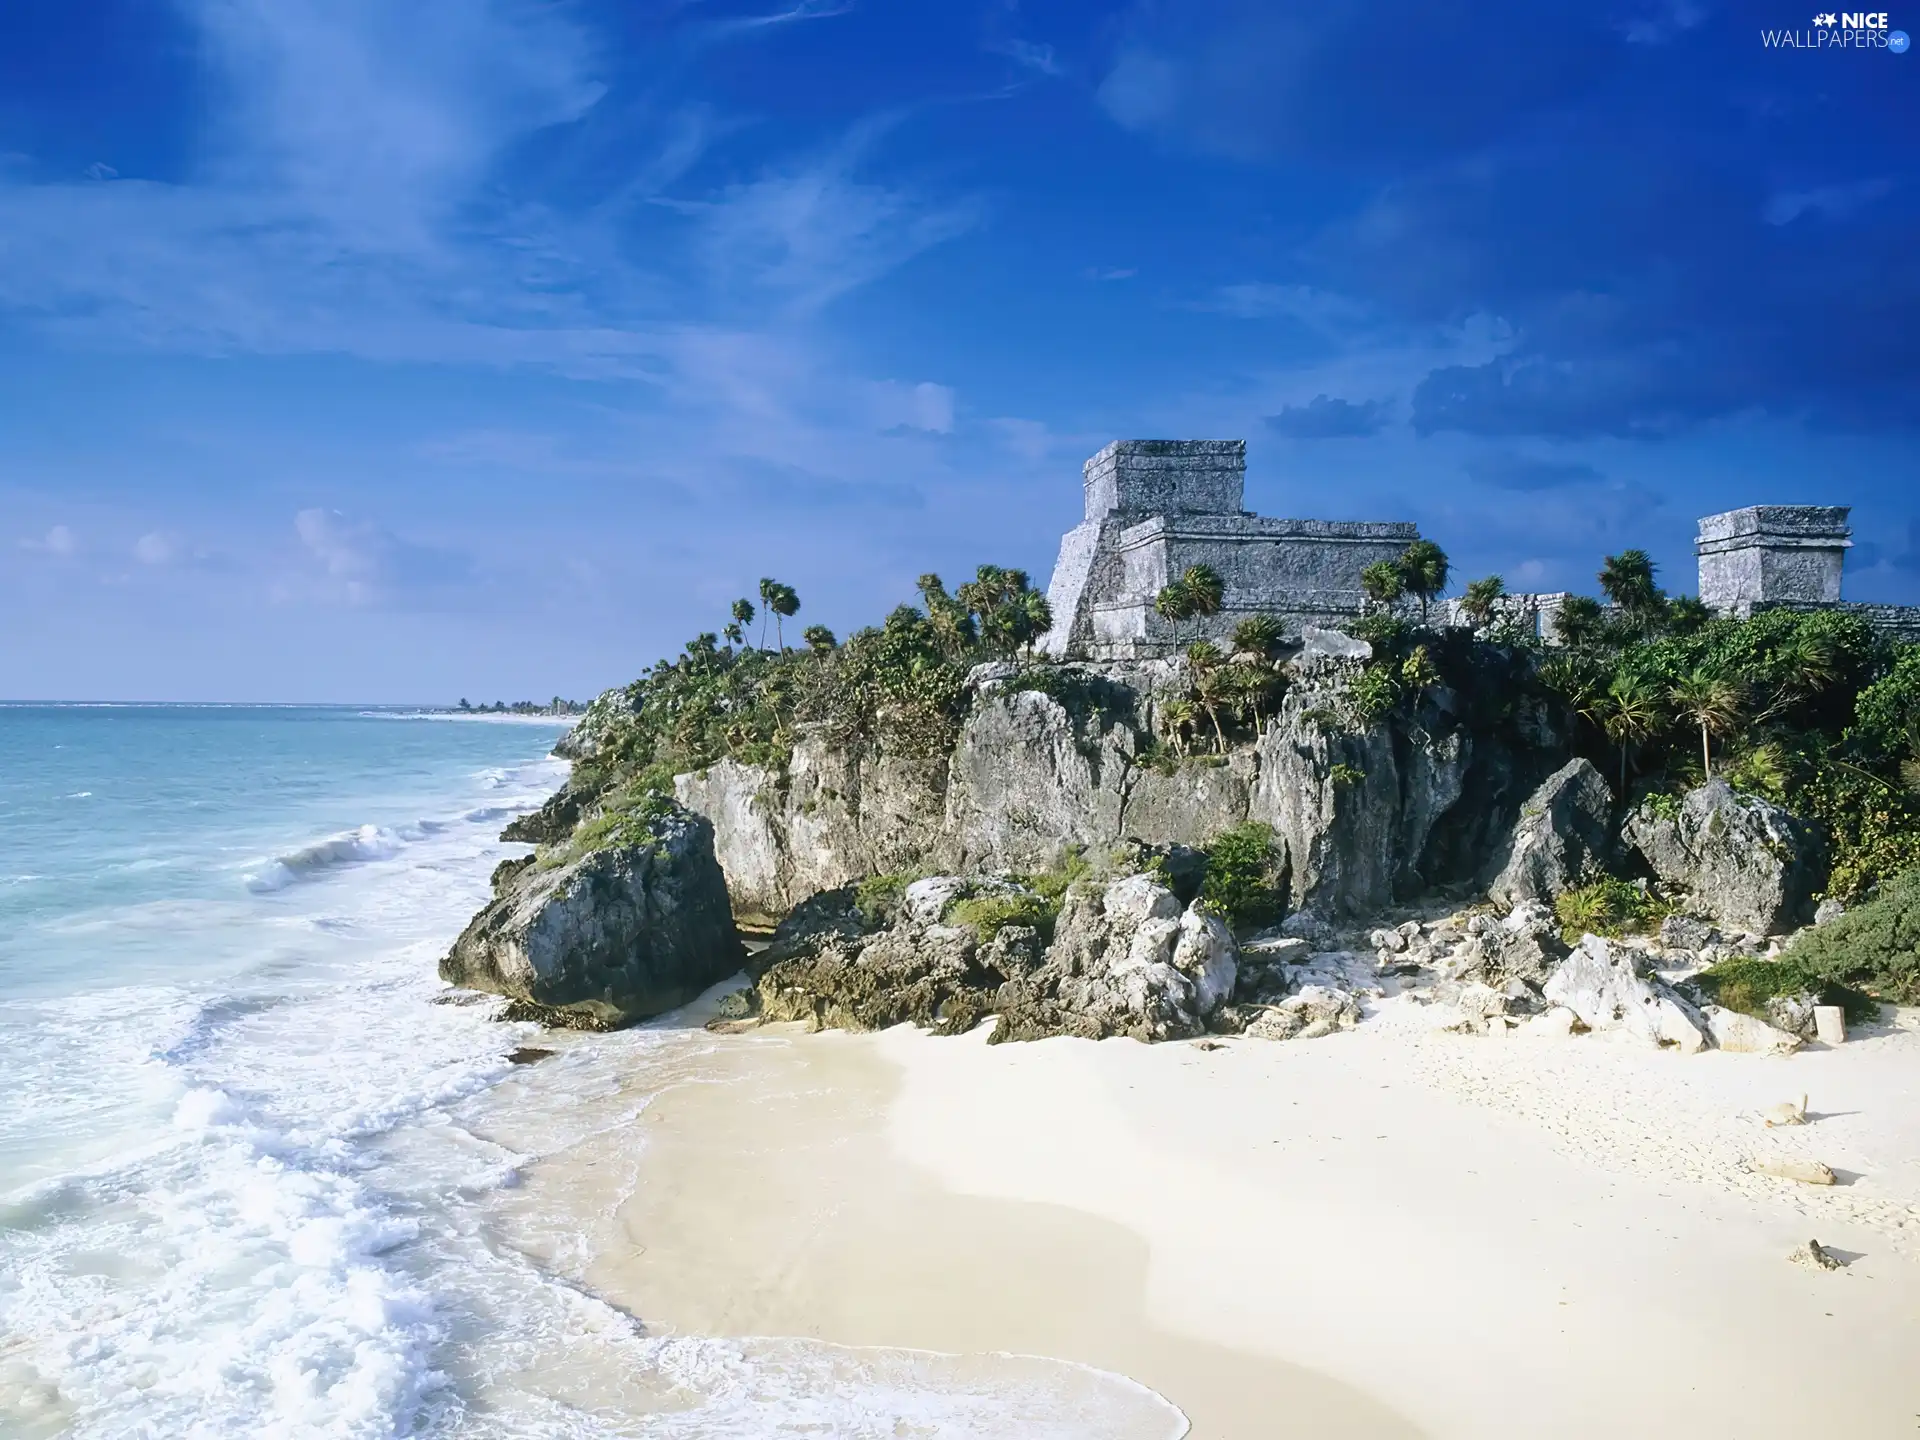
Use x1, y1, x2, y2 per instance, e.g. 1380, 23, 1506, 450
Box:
0, 715, 1183, 1439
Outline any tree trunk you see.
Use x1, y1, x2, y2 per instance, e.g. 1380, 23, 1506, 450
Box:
1700, 720, 1712, 779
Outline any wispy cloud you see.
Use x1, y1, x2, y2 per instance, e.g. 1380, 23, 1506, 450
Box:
20, 525, 77, 556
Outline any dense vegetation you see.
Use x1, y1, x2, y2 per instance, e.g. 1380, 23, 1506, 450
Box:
560, 535, 1918, 911
1513, 550, 1920, 899
570, 567, 1057, 804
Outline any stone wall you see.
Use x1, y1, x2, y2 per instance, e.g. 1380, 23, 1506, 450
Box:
1697, 505, 1851, 612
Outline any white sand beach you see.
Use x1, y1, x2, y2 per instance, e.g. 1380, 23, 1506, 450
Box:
523, 999, 1920, 1438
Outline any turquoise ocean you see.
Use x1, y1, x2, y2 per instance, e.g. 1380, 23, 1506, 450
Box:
0, 706, 1183, 1440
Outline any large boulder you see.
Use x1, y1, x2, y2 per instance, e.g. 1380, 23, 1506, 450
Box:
1542, 934, 1707, 1052
743, 870, 1239, 1044
441, 803, 743, 1029
1482, 759, 1615, 907
1623, 780, 1819, 936
995, 876, 1239, 1043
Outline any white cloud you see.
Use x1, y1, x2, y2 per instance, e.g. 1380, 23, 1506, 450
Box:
698, 133, 982, 314
1764, 178, 1894, 227
133, 532, 178, 565
862, 380, 955, 434
21, 524, 77, 556
291, 507, 476, 607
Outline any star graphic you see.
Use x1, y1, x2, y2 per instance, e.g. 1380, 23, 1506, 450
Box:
1813, 11, 1837, 23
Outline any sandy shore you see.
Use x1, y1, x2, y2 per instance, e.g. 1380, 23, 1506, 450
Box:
529, 999, 1920, 1437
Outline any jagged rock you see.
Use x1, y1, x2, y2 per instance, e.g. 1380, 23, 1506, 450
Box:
1659, 913, 1718, 951
1623, 780, 1819, 936
1295, 626, 1372, 662
1483, 759, 1615, 906
1813, 897, 1846, 926
903, 876, 969, 925
1764, 991, 1821, 1040
1370, 926, 1407, 953
1520, 1005, 1581, 1038
1246, 984, 1362, 1040
501, 783, 589, 845
1703, 1005, 1804, 1055
751, 871, 1239, 1045
442, 804, 743, 1029
1542, 935, 1708, 1052
490, 853, 537, 893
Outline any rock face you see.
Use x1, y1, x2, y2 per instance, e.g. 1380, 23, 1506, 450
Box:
442, 805, 743, 1029
1482, 759, 1615, 906
745, 872, 1238, 1044
675, 651, 1563, 922
1542, 935, 1708, 1052
1702, 1005, 1803, 1056
1623, 780, 1819, 936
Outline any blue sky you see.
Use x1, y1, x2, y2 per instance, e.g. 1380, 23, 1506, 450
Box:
2, 0, 1915, 701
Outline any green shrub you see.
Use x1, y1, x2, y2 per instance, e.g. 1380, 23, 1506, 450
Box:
1553, 876, 1668, 942
1329, 763, 1367, 789
1780, 869, 1920, 1006
1350, 665, 1399, 722
1024, 847, 1093, 903
535, 785, 675, 870
1692, 955, 1880, 1027
1201, 822, 1285, 931
948, 890, 1059, 941
855, 870, 924, 927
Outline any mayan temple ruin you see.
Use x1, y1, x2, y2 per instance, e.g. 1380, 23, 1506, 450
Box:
1039, 440, 1920, 657
1039, 440, 1418, 658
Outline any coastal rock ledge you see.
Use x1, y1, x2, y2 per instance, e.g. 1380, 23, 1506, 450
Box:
442, 802, 743, 1029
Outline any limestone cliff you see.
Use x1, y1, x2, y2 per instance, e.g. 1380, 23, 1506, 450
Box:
670, 649, 1565, 921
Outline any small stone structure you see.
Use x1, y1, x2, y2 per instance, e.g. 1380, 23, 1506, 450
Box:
1040, 440, 1417, 659
1697, 506, 1851, 615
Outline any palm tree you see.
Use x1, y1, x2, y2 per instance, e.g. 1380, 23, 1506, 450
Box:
1160, 697, 1199, 756
1186, 640, 1230, 753
1460, 575, 1506, 628
1180, 565, 1225, 640
1361, 559, 1406, 609
1599, 550, 1665, 636
1664, 595, 1712, 636
1155, 583, 1195, 643
1670, 667, 1746, 778
1013, 589, 1053, 653
732, 597, 757, 647
765, 582, 800, 649
722, 621, 744, 646
1552, 595, 1607, 648
1397, 540, 1450, 624
1231, 614, 1285, 660
1599, 672, 1664, 793
802, 624, 837, 652
755, 579, 778, 648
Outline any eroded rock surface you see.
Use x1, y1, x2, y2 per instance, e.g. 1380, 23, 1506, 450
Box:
1623, 780, 1819, 936
443, 804, 743, 1029
1482, 759, 1615, 907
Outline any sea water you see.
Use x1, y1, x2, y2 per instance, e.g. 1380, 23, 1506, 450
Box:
0, 706, 1184, 1439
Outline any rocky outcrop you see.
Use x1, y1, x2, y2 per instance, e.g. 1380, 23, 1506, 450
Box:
442, 804, 743, 1029
743, 871, 1238, 1044
1482, 759, 1615, 906
1623, 780, 1819, 936
1541, 934, 1707, 1052
675, 648, 1561, 922
1702, 1005, 1803, 1055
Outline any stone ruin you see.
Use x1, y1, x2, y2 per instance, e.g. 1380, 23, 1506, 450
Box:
1039, 440, 1417, 659
1038, 440, 1920, 656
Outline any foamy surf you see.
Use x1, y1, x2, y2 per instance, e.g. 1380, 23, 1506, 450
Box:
0, 708, 1189, 1438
